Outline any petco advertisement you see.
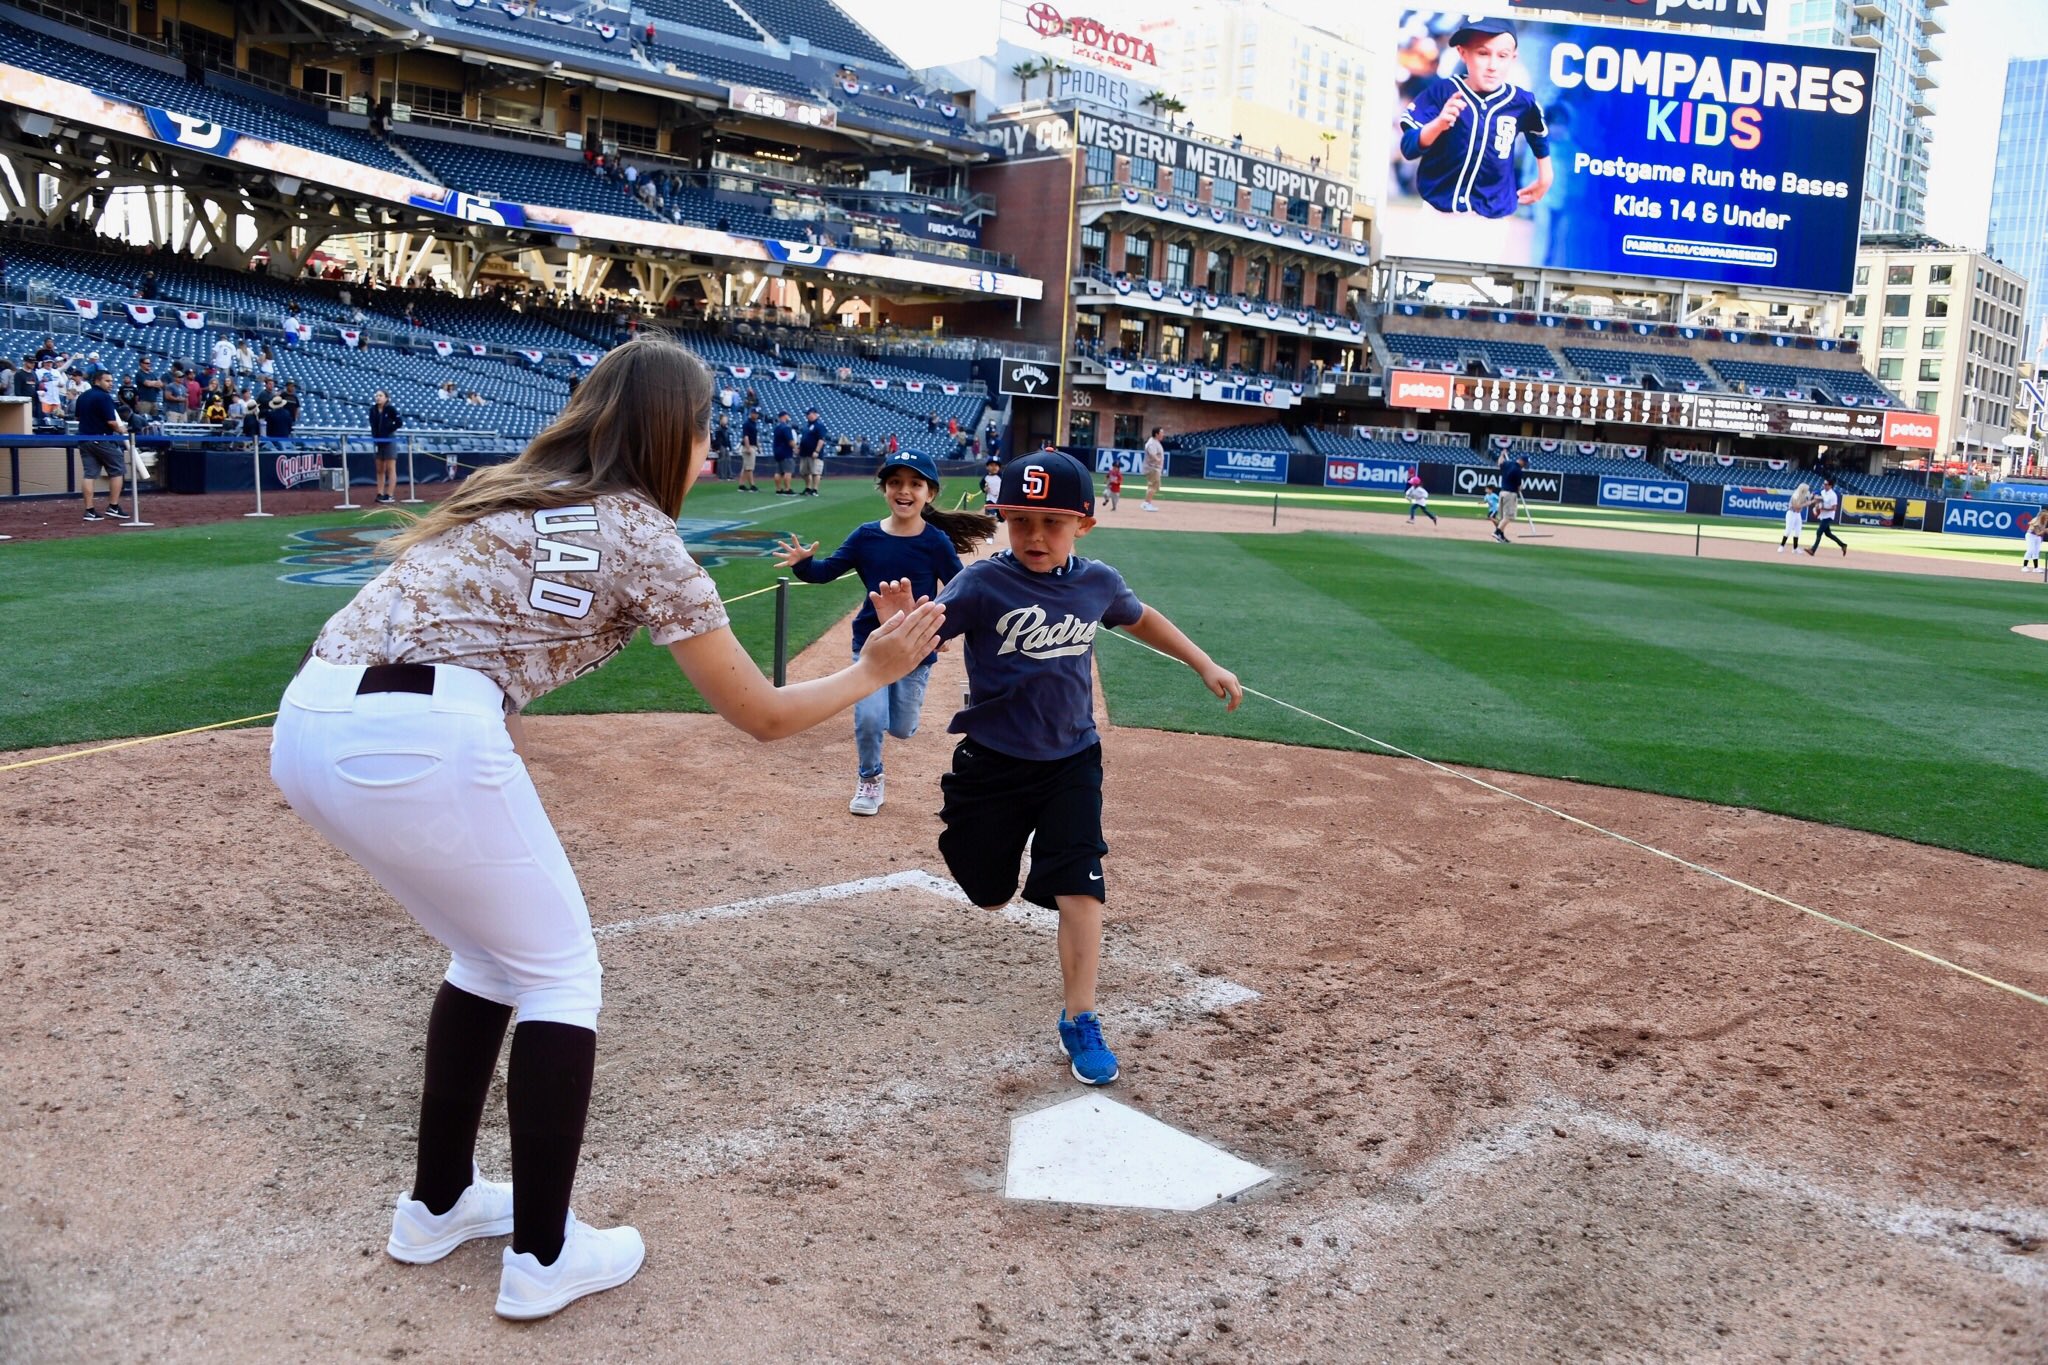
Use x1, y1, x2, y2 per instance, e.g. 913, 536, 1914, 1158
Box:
1324, 457, 1417, 490
1204, 447, 1287, 483
1941, 500, 2038, 540
1385, 11, 1875, 292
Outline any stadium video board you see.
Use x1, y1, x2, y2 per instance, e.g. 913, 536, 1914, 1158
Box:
1385, 371, 1939, 449
1385, 11, 1875, 293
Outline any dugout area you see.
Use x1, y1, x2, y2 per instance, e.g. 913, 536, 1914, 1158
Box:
3, 612, 2044, 1361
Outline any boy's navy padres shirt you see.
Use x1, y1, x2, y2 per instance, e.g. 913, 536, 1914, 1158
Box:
937, 551, 1143, 761
1401, 75, 1550, 219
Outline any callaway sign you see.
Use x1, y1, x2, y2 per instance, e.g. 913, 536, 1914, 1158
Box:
1000, 356, 1061, 398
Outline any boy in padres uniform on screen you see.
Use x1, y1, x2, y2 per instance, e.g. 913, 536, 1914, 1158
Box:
1400, 19, 1552, 218
911, 451, 1241, 1086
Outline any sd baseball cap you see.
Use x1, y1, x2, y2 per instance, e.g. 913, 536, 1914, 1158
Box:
877, 449, 941, 486
1449, 16, 1514, 47
994, 449, 1094, 517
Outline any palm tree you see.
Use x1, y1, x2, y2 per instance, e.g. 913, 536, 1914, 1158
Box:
1139, 90, 1165, 118
1156, 94, 1186, 125
1041, 61, 1069, 101
1010, 59, 1041, 102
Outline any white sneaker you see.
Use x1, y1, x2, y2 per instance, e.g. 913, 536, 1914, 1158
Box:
849, 776, 884, 816
1141, 501, 1158, 511
1776, 545, 1785, 553
495, 1213, 645, 1320
386, 1166, 514, 1264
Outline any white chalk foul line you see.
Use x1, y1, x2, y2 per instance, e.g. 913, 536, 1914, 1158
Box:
596, 869, 953, 938
1101, 629, 2048, 1011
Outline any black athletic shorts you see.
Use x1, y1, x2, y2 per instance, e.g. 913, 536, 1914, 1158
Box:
938, 737, 1106, 909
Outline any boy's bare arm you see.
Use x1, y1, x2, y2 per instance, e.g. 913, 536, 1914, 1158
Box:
1121, 605, 1243, 711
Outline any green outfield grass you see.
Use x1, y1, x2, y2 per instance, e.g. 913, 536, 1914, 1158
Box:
0, 479, 874, 751
1087, 527, 2048, 868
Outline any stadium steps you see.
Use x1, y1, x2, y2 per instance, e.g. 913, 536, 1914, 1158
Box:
387, 140, 442, 185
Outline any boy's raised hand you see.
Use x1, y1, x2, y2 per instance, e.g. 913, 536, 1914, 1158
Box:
1201, 662, 1244, 712
1435, 91, 1467, 130
772, 534, 817, 567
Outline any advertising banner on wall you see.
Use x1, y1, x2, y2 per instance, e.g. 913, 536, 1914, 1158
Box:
1105, 363, 1195, 399
1942, 500, 2038, 539
1203, 447, 1288, 483
1384, 11, 1874, 292
1452, 464, 1563, 501
1323, 457, 1418, 490
1598, 474, 1689, 510
1720, 484, 1792, 518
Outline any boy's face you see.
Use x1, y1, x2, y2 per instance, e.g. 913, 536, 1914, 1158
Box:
1457, 32, 1517, 92
1002, 509, 1093, 573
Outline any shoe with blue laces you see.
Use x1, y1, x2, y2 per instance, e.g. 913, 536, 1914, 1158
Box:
1056, 1011, 1119, 1086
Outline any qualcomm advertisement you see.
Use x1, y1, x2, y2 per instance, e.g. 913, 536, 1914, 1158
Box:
1720, 485, 1792, 519
1204, 447, 1288, 483
1942, 500, 2038, 540
1324, 457, 1418, 490
1598, 474, 1688, 510
1385, 11, 1875, 293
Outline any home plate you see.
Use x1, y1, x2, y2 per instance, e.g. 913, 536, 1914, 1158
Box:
1005, 1094, 1272, 1211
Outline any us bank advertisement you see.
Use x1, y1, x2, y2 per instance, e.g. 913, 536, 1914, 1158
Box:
1385, 11, 1874, 293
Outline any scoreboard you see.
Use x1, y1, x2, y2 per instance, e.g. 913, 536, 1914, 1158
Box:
1383, 370, 1934, 449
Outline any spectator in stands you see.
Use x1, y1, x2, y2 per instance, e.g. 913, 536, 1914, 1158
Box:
235, 336, 256, 373
799, 407, 827, 496
182, 369, 201, 415
465, 390, 486, 406
258, 345, 277, 378
201, 388, 227, 426
710, 413, 731, 478
370, 390, 404, 504
771, 410, 797, 495
857, 435, 874, 463
14, 353, 35, 401
738, 408, 760, 490
265, 381, 300, 447
161, 364, 189, 422
438, 380, 459, 401
836, 434, 854, 461
138, 268, 157, 300
0, 356, 12, 400
35, 336, 58, 364
74, 368, 128, 523
239, 388, 263, 444
1142, 428, 1166, 511
282, 303, 304, 348
132, 356, 162, 420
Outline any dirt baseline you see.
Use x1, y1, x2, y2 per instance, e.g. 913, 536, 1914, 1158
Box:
4, 605, 2045, 1361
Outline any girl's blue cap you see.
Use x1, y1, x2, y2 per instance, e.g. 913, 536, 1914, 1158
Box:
878, 450, 941, 486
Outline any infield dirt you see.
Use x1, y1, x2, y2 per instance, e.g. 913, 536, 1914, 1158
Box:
5, 498, 2046, 1362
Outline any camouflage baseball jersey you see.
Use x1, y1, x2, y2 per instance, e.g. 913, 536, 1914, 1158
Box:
312, 492, 727, 709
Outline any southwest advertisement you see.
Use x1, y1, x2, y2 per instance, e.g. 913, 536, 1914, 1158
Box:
1385, 11, 1875, 292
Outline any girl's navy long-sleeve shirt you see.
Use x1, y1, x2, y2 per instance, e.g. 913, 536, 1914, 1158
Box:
791, 520, 963, 658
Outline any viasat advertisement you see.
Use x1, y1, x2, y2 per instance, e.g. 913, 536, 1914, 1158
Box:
1203, 447, 1288, 483
1385, 11, 1875, 292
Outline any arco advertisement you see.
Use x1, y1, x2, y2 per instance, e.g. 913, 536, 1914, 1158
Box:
1385, 10, 1875, 292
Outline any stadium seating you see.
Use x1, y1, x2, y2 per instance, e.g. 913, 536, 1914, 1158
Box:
397, 138, 666, 223
1664, 460, 1807, 488
642, 0, 764, 44
0, 20, 413, 176
1840, 472, 1936, 501
1712, 360, 1896, 406
1167, 423, 1293, 452
737, 0, 898, 66
1563, 346, 1717, 391
649, 40, 817, 97
1382, 332, 1564, 377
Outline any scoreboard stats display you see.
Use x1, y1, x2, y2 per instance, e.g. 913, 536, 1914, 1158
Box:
1384, 370, 1937, 449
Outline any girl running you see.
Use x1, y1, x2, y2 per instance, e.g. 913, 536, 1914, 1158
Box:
269, 337, 943, 1321
776, 451, 996, 815
1405, 475, 1437, 526
1781, 482, 1811, 553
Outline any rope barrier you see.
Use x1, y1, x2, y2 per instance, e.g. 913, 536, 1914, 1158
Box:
1101, 629, 2048, 1011
0, 712, 278, 773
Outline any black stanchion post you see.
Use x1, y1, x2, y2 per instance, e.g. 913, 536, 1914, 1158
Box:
773, 576, 790, 687
1695, 523, 1701, 557
1272, 491, 1278, 526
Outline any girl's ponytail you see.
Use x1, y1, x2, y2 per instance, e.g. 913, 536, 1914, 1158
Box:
922, 503, 998, 554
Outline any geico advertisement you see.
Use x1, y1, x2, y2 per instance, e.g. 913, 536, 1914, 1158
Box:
1599, 475, 1689, 510
1942, 500, 2039, 539
1385, 11, 1875, 292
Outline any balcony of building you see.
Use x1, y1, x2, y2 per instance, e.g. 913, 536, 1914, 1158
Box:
1910, 88, 1935, 119
1912, 60, 1939, 90
1918, 6, 1944, 35
1850, 0, 1884, 18
1848, 19, 1883, 48
1915, 32, 1941, 62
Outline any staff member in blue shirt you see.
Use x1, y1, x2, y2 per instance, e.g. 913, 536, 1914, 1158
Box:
798, 405, 827, 497
905, 450, 1242, 1085
74, 367, 129, 523
771, 410, 796, 496
369, 390, 405, 504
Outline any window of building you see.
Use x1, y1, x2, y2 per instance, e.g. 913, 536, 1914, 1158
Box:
381, 81, 463, 118
1845, 296, 1866, 317
1929, 263, 1952, 285
1876, 357, 1903, 381
1112, 413, 1145, 448
1880, 327, 1906, 349
1159, 322, 1187, 362
1203, 330, 1225, 366
1080, 224, 1106, 272
1068, 409, 1098, 448
1249, 186, 1275, 217
173, 22, 235, 71
1316, 272, 1338, 313
1925, 295, 1949, 318
1854, 264, 1870, 286
1206, 249, 1233, 295
244, 48, 292, 87
1085, 147, 1113, 185
1131, 157, 1158, 188
301, 67, 345, 101
1117, 317, 1148, 356
1915, 391, 1939, 413
1886, 264, 1914, 286
1164, 241, 1191, 289
1921, 326, 1944, 350
1240, 334, 1266, 371
1280, 263, 1303, 307
1918, 357, 1943, 382
1244, 257, 1269, 300
1882, 294, 1911, 317
594, 119, 657, 151
1171, 167, 1197, 199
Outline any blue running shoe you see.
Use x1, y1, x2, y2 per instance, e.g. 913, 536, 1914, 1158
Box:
1057, 1011, 1119, 1086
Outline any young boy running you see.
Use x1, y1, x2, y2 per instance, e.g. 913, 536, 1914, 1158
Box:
913, 450, 1241, 1085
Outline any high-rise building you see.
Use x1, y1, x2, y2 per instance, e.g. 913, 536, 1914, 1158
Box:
1149, 0, 1377, 194
1847, 236, 2027, 464
1988, 57, 2048, 361
1781, 0, 1943, 235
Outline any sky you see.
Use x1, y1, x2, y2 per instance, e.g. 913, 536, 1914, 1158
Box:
840, 0, 2043, 252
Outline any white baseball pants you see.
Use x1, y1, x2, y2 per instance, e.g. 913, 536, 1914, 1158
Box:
270, 657, 602, 1028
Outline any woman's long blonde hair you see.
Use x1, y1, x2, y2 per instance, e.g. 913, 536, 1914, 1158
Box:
1790, 482, 1812, 510
384, 334, 712, 555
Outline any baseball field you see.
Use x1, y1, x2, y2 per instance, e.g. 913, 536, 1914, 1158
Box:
3, 480, 2044, 1359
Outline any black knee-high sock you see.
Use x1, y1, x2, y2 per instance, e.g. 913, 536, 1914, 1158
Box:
507, 1021, 596, 1266
411, 982, 513, 1215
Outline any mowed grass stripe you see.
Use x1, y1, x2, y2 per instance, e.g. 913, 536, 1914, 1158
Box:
1091, 528, 2048, 868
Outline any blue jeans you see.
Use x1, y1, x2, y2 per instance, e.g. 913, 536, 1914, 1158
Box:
852, 653, 932, 779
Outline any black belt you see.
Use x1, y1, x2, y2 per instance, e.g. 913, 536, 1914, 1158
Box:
357, 662, 437, 696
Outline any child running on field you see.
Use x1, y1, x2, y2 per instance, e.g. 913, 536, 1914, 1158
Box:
1405, 475, 1437, 526
896, 450, 1241, 1085
776, 451, 995, 815
1105, 464, 1123, 511
982, 458, 1003, 512
1484, 488, 1501, 528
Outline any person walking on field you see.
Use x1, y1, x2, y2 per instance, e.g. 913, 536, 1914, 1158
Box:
74, 367, 129, 522
1493, 452, 1523, 543
2023, 507, 2047, 573
1780, 482, 1812, 553
738, 409, 760, 491
268, 337, 945, 1321
369, 390, 404, 504
1141, 427, 1165, 511
1807, 477, 1848, 556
